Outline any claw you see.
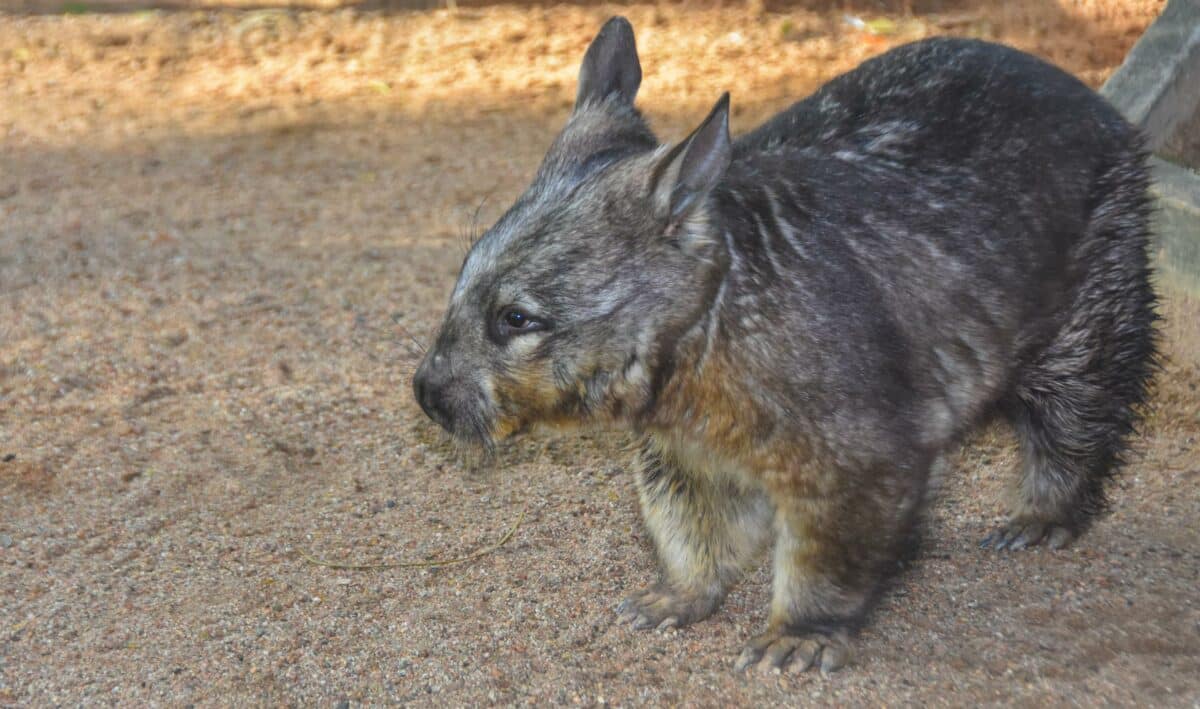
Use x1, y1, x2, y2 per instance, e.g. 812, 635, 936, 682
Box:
734, 646, 763, 673
819, 642, 848, 673
614, 599, 639, 625
793, 639, 824, 674
737, 630, 850, 674
1047, 526, 1074, 549
981, 518, 1075, 552
615, 583, 720, 633
760, 635, 802, 671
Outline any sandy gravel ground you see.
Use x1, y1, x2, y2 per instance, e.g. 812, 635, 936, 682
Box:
2, 1, 1198, 705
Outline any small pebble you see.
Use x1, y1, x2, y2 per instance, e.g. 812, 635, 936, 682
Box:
0, 534, 12, 548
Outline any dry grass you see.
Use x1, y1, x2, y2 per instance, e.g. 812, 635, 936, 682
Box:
2, 1, 1197, 705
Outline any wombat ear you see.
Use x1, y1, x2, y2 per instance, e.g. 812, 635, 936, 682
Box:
651, 93, 732, 228
575, 17, 642, 110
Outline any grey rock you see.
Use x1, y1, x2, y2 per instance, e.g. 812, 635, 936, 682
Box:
1101, 0, 1200, 167
1102, 0, 1200, 294
1151, 158, 1200, 296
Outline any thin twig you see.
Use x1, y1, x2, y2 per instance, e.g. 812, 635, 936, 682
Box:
300, 506, 525, 571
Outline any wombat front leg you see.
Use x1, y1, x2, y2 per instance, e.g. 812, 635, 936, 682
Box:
738, 464, 923, 674
617, 440, 772, 631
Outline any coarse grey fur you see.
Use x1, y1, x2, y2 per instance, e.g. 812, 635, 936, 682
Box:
412, 17, 1158, 672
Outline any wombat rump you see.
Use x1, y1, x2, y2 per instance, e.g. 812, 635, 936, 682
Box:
412, 18, 1157, 672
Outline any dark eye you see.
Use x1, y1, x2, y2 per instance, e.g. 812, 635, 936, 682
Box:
495, 306, 547, 340
504, 310, 529, 328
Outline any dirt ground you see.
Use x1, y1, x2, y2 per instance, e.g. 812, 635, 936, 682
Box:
2, 0, 1198, 705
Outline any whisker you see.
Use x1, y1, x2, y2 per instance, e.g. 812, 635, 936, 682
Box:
456, 225, 472, 257
469, 194, 491, 246
350, 332, 421, 367
456, 191, 497, 256
390, 313, 429, 355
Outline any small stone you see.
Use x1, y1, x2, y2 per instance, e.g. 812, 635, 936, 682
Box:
0, 534, 12, 548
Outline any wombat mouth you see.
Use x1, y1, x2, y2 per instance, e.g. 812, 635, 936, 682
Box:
426, 405, 499, 453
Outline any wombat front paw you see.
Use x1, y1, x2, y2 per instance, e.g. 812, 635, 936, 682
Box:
980, 517, 1075, 551
615, 584, 721, 632
735, 628, 851, 674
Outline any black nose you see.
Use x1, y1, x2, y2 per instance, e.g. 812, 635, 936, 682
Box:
413, 356, 452, 431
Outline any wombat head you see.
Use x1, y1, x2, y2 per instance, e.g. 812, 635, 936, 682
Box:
413, 17, 733, 448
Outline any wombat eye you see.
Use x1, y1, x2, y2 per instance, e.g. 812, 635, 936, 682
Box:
495, 306, 546, 340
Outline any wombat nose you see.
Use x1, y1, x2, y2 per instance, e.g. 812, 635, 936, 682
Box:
412, 364, 451, 429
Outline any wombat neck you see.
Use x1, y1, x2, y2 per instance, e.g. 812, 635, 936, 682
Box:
633, 256, 791, 469
646, 336, 789, 460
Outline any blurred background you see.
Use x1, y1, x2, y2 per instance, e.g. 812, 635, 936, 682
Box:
2, 1, 1197, 705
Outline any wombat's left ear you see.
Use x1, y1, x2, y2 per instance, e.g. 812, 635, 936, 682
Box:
575, 17, 642, 110
651, 92, 732, 228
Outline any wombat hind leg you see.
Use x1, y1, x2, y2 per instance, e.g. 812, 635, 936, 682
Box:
984, 162, 1156, 552
987, 234, 1155, 549
984, 374, 1129, 551
985, 337, 1154, 551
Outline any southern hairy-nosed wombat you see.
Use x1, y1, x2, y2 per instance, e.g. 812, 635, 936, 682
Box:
412, 17, 1157, 672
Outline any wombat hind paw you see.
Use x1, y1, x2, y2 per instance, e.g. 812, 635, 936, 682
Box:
979, 517, 1075, 551
615, 583, 720, 632
735, 628, 851, 675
